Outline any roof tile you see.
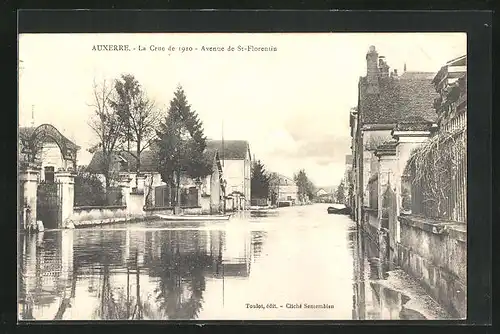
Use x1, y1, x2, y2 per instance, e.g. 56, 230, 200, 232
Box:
359, 72, 439, 125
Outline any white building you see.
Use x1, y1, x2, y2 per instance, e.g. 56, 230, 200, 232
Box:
316, 188, 328, 197
276, 174, 299, 206
206, 140, 252, 210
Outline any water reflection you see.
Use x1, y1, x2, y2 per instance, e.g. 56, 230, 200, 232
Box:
350, 227, 428, 320
18, 204, 434, 321
19, 225, 259, 320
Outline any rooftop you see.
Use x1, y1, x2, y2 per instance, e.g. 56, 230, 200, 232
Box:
359, 71, 439, 125
206, 140, 250, 160
87, 148, 220, 174
19, 125, 80, 150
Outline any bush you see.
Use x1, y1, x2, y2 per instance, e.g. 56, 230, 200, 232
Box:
74, 172, 107, 206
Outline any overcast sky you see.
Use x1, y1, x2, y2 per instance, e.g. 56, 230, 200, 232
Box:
18, 33, 466, 186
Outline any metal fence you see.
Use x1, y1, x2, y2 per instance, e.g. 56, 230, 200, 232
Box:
154, 185, 199, 208
404, 110, 466, 223
251, 198, 268, 206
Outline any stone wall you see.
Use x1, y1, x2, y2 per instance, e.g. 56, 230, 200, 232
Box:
396, 215, 467, 318
182, 206, 203, 215
200, 195, 211, 214
70, 206, 129, 227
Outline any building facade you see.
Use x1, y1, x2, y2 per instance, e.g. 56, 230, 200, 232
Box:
19, 124, 80, 181
350, 45, 439, 230
276, 174, 299, 206
206, 140, 252, 210
87, 148, 226, 214
349, 46, 468, 318
18, 124, 80, 229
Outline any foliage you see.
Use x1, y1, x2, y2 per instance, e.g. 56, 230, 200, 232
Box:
335, 179, 346, 204
110, 74, 161, 185
294, 169, 315, 202
88, 79, 127, 190
155, 85, 211, 207
74, 168, 107, 206
251, 160, 270, 199
404, 127, 466, 218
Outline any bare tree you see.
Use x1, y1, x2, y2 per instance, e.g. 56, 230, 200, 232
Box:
110, 74, 161, 189
88, 78, 126, 190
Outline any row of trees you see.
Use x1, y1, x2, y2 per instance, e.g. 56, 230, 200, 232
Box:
250, 161, 317, 204
87, 75, 211, 211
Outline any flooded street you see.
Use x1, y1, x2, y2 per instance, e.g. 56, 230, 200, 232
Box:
18, 203, 449, 321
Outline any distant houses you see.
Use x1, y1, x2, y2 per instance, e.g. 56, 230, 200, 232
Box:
85, 138, 253, 213
316, 188, 328, 197
86, 144, 226, 214
315, 188, 332, 203
268, 173, 299, 206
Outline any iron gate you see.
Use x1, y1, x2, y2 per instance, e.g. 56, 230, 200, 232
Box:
36, 181, 60, 229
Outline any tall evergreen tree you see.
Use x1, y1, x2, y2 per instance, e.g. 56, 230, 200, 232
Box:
251, 160, 270, 200
155, 85, 212, 211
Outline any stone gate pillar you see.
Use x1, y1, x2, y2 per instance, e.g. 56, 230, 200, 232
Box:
55, 168, 75, 229
19, 165, 40, 231
119, 173, 132, 208
143, 176, 155, 208
392, 126, 433, 218
375, 140, 398, 220
136, 173, 146, 194
376, 142, 399, 267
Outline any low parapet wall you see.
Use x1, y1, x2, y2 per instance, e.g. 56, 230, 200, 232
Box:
397, 215, 467, 319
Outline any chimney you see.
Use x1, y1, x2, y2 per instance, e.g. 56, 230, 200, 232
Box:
378, 56, 390, 78
390, 69, 399, 79
366, 45, 379, 94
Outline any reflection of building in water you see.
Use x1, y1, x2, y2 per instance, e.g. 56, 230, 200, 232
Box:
351, 227, 409, 320
218, 228, 251, 277
19, 231, 76, 320
369, 282, 406, 319
351, 227, 367, 320
250, 231, 266, 262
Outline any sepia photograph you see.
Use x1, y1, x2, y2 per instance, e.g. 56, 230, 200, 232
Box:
18, 32, 467, 321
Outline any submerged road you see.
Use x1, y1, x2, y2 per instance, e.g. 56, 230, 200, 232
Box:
18, 203, 451, 320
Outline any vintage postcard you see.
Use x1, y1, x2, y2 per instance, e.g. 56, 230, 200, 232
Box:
18, 32, 467, 321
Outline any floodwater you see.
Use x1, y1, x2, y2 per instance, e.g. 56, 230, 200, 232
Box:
18, 203, 443, 321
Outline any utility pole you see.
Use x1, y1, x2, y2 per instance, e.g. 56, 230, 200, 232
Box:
31, 105, 35, 128
221, 120, 224, 167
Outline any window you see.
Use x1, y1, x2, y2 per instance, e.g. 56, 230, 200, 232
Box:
44, 166, 55, 183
